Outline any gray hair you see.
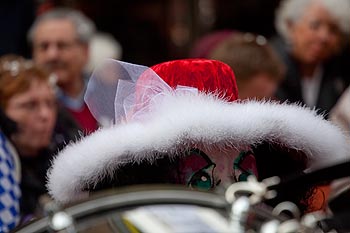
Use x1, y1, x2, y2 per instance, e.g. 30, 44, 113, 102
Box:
28, 8, 96, 44
275, 0, 350, 41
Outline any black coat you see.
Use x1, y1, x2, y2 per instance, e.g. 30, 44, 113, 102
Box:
20, 107, 81, 217
272, 37, 350, 116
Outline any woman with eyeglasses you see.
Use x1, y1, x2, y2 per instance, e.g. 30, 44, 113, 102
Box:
0, 55, 80, 223
273, 0, 350, 115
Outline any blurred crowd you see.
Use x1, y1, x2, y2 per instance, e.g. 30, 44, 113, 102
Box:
0, 0, 350, 231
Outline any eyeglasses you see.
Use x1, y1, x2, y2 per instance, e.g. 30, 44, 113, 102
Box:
0, 59, 57, 86
1, 60, 33, 76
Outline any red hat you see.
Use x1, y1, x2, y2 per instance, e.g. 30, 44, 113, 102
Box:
150, 59, 239, 102
85, 59, 238, 124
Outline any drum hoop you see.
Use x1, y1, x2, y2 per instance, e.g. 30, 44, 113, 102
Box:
16, 186, 228, 233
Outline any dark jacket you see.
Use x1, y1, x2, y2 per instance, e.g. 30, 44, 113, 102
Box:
20, 107, 82, 217
272, 37, 350, 116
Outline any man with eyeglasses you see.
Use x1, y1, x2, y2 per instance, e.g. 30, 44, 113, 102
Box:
28, 8, 98, 134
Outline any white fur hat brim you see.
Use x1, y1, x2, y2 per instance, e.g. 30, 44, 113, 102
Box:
47, 93, 349, 204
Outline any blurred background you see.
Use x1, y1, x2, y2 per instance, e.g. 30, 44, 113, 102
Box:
0, 0, 281, 65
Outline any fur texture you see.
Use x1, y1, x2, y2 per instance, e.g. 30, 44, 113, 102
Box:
47, 93, 349, 203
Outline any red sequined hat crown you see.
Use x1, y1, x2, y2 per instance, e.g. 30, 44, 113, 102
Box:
150, 59, 239, 102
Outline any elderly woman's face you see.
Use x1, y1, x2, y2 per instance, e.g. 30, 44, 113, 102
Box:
288, 3, 342, 65
5, 80, 57, 156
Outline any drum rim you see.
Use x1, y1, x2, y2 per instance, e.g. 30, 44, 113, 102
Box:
16, 185, 228, 233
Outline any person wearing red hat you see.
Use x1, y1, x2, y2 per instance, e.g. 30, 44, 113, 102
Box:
47, 59, 348, 213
